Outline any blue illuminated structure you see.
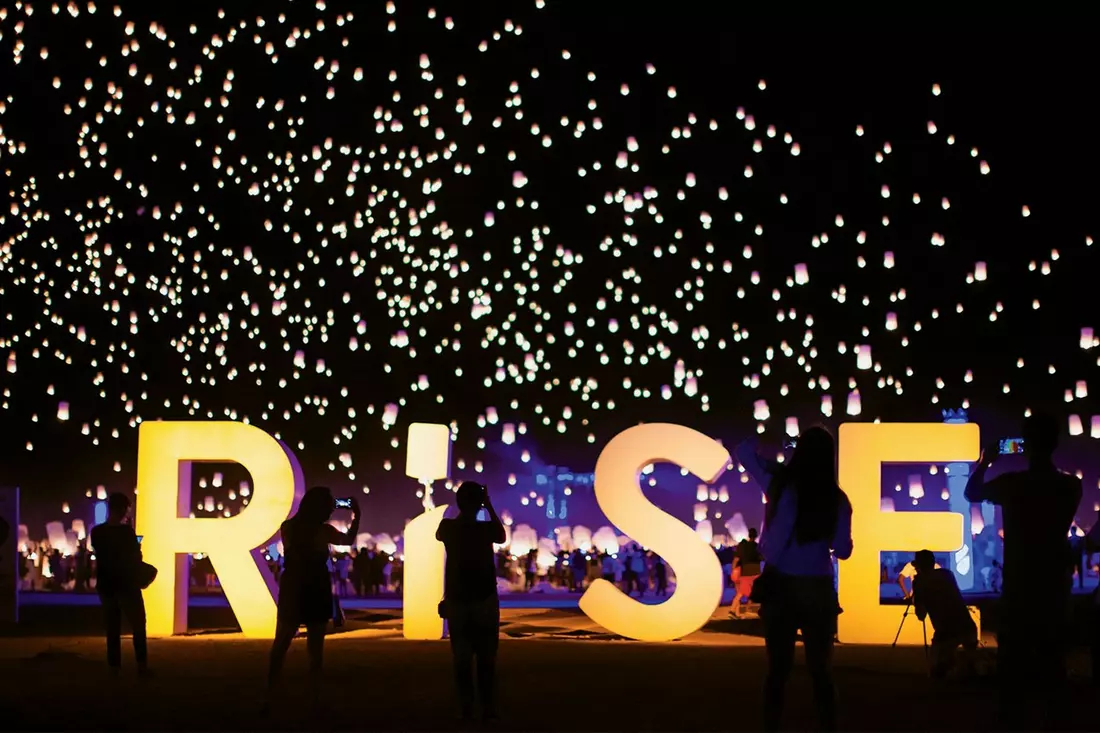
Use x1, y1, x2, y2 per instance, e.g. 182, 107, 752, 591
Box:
534, 466, 593, 535
942, 408, 975, 590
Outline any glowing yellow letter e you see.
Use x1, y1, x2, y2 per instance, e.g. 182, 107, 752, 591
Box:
135, 421, 303, 638
579, 423, 729, 641
837, 422, 979, 645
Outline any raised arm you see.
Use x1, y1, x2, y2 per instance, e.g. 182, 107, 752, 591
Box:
323, 497, 361, 545
482, 490, 507, 545
964, 444, 1002, 504
735, 437, 777, 495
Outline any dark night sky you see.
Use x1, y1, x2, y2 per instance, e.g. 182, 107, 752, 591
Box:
0, 4, 1097, 537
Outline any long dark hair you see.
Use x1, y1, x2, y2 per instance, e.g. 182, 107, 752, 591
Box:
294, 486, 334, 524
766, 426, 842, 545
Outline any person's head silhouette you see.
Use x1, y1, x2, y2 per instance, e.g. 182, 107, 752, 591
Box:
787, 425, 837, 484
297, 486, 335, 523
748, 527, 759, 541
107, 492, 131, 522
455, 481, 486, 516
1022, 412, 1059, 464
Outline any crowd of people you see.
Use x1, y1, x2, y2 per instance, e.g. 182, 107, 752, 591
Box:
60, 412, 1100, 730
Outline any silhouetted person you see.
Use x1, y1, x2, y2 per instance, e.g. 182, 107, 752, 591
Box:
436, 481, 506, 723
1085, 509, 1100, 685
524, 549, 537, 591
1069, 530, 1085, 590
90, 492, 149, 676
263, 487, 359, 714
730, 528, 762, 619
654, 556, 668, 597
910, 550, 978, 678
738, 428, 853, 732
966, 413, 1082, 730
570, 548, 586, 592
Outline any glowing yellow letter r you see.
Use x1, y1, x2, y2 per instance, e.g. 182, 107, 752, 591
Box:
837, 422, 979, 645
135, 421, 304, 638
579, 423, 729, 641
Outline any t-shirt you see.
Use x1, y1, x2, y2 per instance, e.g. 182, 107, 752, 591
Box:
735, 539, 762, 576
90, 522, 142, 594
436, 518, 505, 603
912, 567, 974, 634
899, 560, 941, 580
968, 467, 1082, 599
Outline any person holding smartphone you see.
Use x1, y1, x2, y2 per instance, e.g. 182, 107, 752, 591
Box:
965, 413, 1082, 728
263, 486, 359, 715
90, 492, 149, 677
436, 481, 507, 723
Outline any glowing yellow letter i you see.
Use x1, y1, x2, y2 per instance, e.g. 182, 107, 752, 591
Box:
135, 421, 304, 638
836, 422, 979, 645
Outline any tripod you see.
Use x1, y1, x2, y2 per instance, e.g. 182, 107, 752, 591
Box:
892, 598, 929, 655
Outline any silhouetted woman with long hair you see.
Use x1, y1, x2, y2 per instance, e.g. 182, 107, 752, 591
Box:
263, 486, 359, 714
737, 427, 853, 731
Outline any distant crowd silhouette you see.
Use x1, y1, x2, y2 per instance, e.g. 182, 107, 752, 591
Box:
86, 413, 1097, 730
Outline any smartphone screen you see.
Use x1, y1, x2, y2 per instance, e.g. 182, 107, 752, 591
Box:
334, 498, 352, 509
998, 438, 1025, 455
136, 535, 144, 544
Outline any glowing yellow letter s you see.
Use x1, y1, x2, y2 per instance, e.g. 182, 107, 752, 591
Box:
579, 423, 729, 641
136, 421, 303, 639
837, 422, 979, 645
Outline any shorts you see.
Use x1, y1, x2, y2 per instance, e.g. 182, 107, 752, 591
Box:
737, 574, 759, 599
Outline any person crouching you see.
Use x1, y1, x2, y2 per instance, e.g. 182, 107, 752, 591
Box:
910, 549, 978, 679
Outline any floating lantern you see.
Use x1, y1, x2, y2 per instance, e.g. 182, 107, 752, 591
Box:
502, 423, 516, 445
885, 312, 898, 331
880, 497, 895, 512
856, 345, 872, 370
753, 399, 770, 421
1081, 327, 1095, 350
974, 262, 988, 281
695, 520, 714, 546
696, 485, 708, 502
846, 390, 862, 416
794, 263, 809, 285
1091, 416, 1100, 439
693, 503, 708, 522
57, 402, 69, 421
1068, 414, 1083, 436
908, 474, 924, 500
1076, 380, 1088, 398
785, 417, 799, 437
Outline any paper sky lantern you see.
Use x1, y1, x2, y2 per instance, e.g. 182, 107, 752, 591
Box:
57, 402, 69, 421
886, 312, 898, 331
785, 416, 799, 437
693, 503, 708, 522
846, 390, 862, 416
884, 251, 895, 268
592, 526, 619, 555
501, 422, 516, 444
1076, 380, 1088, 398
753, 399, 770, 421
794, 262, 809, 285
572, 525, 593, 552
1091, 416, 1100, 439
373, 534, 397, 556
908, 474, 924, 500
382, 403, 399, 427
718, 486, 730, 503
509, 524, 538, 557
203, 496, 215, 512
696, 520, 714, 545
555, 526, 575, 551
821, 394, 834, 417
537, 538, 559, 568
1081, 327, 1095, 350
485, 406, 499, 424
96, 485, 107, 500
881, 497, 895, 512
724, 513, 749, 543
72, 519, 86, 540
1068, 414, 1083, 436
696, 484, 708, 501
856, 345, 873, 370
61, 502, 71, 514
974, 261, 988, 281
